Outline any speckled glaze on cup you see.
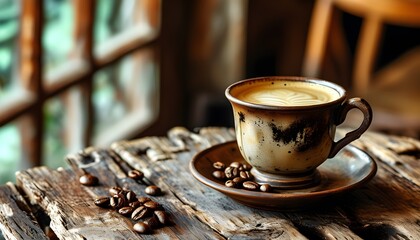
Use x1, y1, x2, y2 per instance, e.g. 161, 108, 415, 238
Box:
225, 76, 372, 189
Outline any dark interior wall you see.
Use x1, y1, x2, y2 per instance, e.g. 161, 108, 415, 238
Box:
246, 0, 314, 78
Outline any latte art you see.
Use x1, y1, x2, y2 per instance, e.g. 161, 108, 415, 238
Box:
237, 82, 339, 107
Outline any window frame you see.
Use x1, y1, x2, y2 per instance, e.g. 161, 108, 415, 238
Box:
0, 0, 161, 166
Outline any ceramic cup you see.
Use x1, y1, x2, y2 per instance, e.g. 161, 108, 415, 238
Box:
225, 76, 372, 189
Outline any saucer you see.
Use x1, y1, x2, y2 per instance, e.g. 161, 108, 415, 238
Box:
190, 141, 377, 211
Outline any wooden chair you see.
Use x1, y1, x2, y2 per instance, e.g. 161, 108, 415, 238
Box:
302, 0, 420, 137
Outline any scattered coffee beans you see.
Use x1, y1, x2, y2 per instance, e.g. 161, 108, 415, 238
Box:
129, 201, 141, 209
94, 197, 110, 208
212, 170, 225, 180
225, 180, 236, 188
239, 171, 252, 180
145, 185, 161, 196
154, 210, 169, 225
260, 183, 272, 192
110, 194, 126, 209
230, 161, 242, 169
144, 216, 161, 229
232, 177, 244, 185
143, 200, 161, 210
213, 161, 226, 170
93, 185, 171, 235
118, 206, 134, 216
131, 206, 151, 221
224, 166, 239, 179
128, 170, 144, 180
109, 186, 122, 196
211, 161, 273, 192
133, 222, 151, 234
138, 196, 152, 204
243, 181, 259, 191
79, 173, 98, 186
126, 190, 137, 202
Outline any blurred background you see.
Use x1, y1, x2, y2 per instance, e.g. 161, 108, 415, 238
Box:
0, 0, 419, 184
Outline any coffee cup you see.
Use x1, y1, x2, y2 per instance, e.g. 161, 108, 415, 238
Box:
225, 76, 372, 189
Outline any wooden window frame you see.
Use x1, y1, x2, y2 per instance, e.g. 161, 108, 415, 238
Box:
0, 0, 161, 166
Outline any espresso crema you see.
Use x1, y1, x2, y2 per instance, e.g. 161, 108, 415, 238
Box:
236, 81, 340, 106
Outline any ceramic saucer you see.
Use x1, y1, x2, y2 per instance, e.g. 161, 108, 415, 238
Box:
190, 141, 377, 211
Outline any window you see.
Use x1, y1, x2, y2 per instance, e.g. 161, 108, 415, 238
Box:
0, 0, 161, 183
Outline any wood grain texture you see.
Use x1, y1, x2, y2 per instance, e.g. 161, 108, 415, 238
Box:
0, 182, 48, 240
1, 127, 419, 239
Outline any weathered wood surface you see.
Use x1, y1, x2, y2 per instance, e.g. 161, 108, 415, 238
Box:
0, 183, 48, 240
0, 126, 419, 239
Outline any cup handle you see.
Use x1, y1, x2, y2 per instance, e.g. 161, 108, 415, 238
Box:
329, 98, 373, 158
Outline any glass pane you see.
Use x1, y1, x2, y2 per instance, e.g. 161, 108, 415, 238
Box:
0, 121, 22, 184
92, 48, 159, 143
43, 0, 74, 72
0, 0, 21, 102
95, 0, 156, 45
43, 87, 86, 169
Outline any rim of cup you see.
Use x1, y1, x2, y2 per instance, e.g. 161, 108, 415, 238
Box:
225, 76, 347, 111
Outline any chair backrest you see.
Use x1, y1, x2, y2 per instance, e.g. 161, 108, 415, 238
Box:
302, 0, 420, 94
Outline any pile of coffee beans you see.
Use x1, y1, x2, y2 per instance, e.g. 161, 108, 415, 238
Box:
94, 186, 170, 234
77, 163, 170, 234
212, 161, 272, 192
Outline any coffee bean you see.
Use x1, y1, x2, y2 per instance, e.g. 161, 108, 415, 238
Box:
239, 170, 252, 180
225, 180, 236, 188
145, 185, 161, 196
137, 197, 152, 204
260, 184, 272, 192
109, 186, 122, 196
224, 166, 239, 179
143, 201, 161, 210
94, 197, 110, 208
126, 191, 137, 202
230, 161, 242, 168
128, 170, 144, 180
242, 163, 252, 171
154, 210, 169, 225
110, 194, 126, 209
144, 216, 161, 229
118, 206, 134, 216
212, 170, 225, 180
79, 174, 98, 186
213, 162, 226, 170
133, 222, 151, 234
232, 177, 244, 185
129, 201, 141, 209
243, 181, 259, 191
132, 206, 152, 221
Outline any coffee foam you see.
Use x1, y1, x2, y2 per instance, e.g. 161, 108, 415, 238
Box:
236, 81, 340, 106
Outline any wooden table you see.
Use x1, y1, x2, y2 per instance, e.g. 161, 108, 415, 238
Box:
0, 127, 419, 239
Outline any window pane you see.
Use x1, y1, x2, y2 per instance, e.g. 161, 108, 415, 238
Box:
43, 87, 86, 169
43, 0, 74, 72
92, 48, 159, 146
0, 121, 22, 184
0, 0, 21, 102
95, 0, 159, 45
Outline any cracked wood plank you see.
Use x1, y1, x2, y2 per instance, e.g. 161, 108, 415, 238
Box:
0, 182, 48, 240
349, 129, 420, 186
